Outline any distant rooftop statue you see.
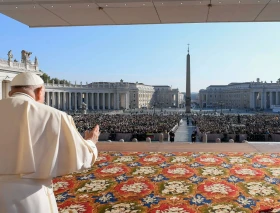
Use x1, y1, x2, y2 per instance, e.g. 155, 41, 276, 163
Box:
34, 56, 39, 66
82, 102, 87, 110
120, 79, 123, 83
21, 50, 32, 64
7, 50, 13, 61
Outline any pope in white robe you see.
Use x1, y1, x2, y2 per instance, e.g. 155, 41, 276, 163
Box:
0, 73, 99, 213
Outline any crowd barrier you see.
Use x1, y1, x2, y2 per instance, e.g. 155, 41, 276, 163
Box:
98, 123, 178, 142
99, 132, 169, 142
203, 133, 280, 142
204, 134, 246, 142
100, 132, 280, 142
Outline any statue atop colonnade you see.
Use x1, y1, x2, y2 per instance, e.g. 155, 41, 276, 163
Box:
7, 50, 13, 62
21, 50, 32, 64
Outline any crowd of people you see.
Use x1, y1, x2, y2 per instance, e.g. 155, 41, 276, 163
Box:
192, 113, 280, 136
71, 111, 280, 142
72, 113, 182, 135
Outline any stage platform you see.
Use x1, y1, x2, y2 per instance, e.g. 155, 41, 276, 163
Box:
54, 142, 280, 212
96, 142, 280, 153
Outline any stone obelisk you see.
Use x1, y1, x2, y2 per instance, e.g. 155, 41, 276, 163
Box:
186, 45, 191, 113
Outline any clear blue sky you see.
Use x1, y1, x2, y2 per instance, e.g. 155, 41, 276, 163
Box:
1, 13, 280, 92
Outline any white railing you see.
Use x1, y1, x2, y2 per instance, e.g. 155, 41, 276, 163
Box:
45, 83, 130, 89
13, 62, 21, 68
29, 64, 36, 70
0, 59, 8, 66
0, 58, 39, 71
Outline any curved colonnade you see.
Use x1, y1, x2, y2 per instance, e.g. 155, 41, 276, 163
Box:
45, 82, 129, 111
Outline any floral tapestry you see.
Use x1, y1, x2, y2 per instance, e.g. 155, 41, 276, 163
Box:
53, 152, 280, 213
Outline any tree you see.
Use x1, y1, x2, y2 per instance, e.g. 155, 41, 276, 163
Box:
41, 72, 70, 84
41, 73, 51, 83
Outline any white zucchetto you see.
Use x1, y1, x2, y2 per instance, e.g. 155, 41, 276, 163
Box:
11, 72, 44, 86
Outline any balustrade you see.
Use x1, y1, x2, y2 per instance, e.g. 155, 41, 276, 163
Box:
0, 58, 39, 71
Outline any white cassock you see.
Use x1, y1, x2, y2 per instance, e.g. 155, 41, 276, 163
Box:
0, 93, 98, 213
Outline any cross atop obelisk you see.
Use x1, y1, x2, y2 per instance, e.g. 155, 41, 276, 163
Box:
186, 44, 191, 113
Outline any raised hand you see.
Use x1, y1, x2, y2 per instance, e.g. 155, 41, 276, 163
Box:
84, 125, 100, 144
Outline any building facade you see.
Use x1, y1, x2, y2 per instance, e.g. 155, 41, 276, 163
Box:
0, 50, 183, 110
199, 78, 280, 110
44, 80, 155, 111
0, 50, 42, 100
153, 86, 182, 108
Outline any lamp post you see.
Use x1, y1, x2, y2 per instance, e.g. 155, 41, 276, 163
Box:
160, 102, 163, 112
257, 94, 261, 110
214, 102, 217, 112
219, 101, 224, 114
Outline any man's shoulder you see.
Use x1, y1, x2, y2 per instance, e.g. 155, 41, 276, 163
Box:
33, 101, 67, 117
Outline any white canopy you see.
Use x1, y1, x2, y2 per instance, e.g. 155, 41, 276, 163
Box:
0, 0, 280, 27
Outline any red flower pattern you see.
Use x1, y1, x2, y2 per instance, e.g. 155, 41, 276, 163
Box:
53, 152, 280, 213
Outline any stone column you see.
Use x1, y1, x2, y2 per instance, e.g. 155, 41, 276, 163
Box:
77, 93, 80, 109
44, 92, 47, 105
69, 92, 72, 110
276, 91, 279, 105
74, 93, 77, 111
88, 93, 90, 109
252, 92, 256, 109
85, 92, 88, 109
47, 92, 50, 106
261, 91, 265, 109
91, 93, 94, 110
250, 92, 253, 109
108, 93, 111, 110
123, 93, 126, 109
103, 93, 105, 110
48, 92, 51, 105
97, 93, 99, 110
57, 92, 61, 109
63, 92, 66, 110
117, 92, 120, 110
128, 93, 131, 109
114, 93, 117, 109
270, 91, 273, 108
80, 93, 83, 108
125, 92, 129, 109
52, 92, 55, 107
50, 92, 52, 107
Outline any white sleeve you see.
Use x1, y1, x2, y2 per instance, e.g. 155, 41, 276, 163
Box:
54, 113, 98, 176
84, 140, 98, 162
